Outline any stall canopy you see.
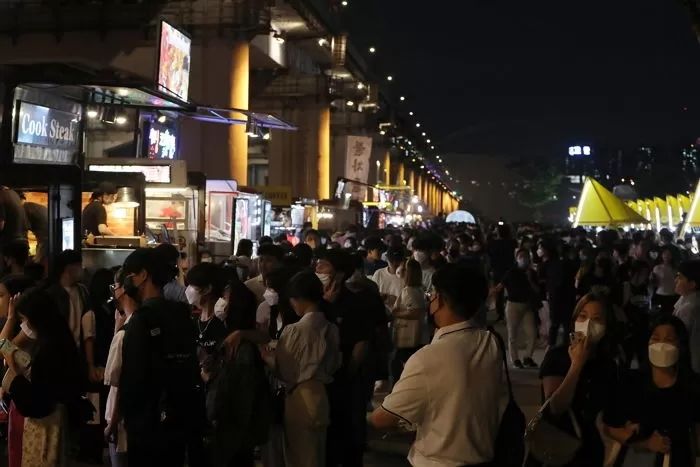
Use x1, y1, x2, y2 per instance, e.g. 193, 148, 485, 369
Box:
654, 197, 668, 230
574, 178, 648, 227
446, 210, 476, 224
667, 195, 680, 228
680, 181, 700, 236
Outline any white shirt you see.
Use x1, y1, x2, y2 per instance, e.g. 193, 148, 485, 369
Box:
275, 311, 341, 389
256, 301, 284, 335
245, 274, 266, 304
104, 315, 131, 453
653, 264, 677, 296
674, 292, 700, 328
381, 322, 507, 466
372, 267, 403, 301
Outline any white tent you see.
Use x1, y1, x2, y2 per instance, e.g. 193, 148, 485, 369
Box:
446, 210, 476, 224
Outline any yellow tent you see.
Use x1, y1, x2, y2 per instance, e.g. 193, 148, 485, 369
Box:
681, 182, 700, 236
667, 195, 680, 228
645, 199, 657, 227
679, 194, 692, 217
636, 199, 651, 221
654, 197, 669, 229
573, 178, 648, 227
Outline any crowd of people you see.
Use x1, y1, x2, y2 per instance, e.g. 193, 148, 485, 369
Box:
1, 218, 700, 466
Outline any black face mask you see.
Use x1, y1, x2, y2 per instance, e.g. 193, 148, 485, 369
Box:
123, 274, 144, 301
426, 296, 438, 328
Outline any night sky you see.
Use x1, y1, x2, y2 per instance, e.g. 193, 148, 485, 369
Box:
345, 0, 700, 158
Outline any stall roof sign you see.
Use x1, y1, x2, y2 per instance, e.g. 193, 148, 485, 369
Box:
254, 185, 291, 206
13, 101, 79, 165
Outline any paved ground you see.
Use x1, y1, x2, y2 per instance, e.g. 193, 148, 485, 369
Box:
363, 319, 545, 466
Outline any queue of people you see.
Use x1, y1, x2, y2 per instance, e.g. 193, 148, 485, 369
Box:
0, 218, 700, 466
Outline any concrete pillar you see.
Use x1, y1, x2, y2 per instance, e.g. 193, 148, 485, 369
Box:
395, 162, 405, 187
317, 107, 331, 199
228, 41, 250, 184
416, 174, 422, 201
383, 150, 391, 186
407, 169, 416, 195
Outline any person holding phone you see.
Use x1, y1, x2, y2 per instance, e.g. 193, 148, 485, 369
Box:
539, 293, 621, 466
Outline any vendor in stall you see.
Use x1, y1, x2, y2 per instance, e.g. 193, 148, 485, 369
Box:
0, 186, 28, 275
82, 182, 118, 237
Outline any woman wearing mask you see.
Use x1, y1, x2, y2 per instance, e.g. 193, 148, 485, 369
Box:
603, 315, 700, 466
390, 259, 427, 385
493, 248, 539, 368
103, 268, 139, 467
2, 288, 83, 467
539, 293, 621, 466
651, 247, 679, 314
267, 271, 341, 467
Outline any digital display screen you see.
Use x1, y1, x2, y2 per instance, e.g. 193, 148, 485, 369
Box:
88, 164, 171, 184
62, 218, 75, 251
157, 21, 192, 101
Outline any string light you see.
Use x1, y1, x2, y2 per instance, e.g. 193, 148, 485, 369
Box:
409, 111, 414, 116
386, 75, 393, 81
369, 47, 376, 53
400, 96, 405, 101
416, 123, 421, 128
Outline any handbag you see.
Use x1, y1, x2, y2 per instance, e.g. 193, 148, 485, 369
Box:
524, 399, 582, 466
487, 327, 527, 467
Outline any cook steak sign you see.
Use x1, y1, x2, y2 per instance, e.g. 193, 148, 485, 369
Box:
15, 101, 79, 150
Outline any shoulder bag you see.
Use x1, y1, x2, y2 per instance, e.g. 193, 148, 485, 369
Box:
487, 327, 527, 467
524, 398, 582, 466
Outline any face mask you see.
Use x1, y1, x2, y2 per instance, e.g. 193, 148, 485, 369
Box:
574, 318, 606, 343
185, 285, 202, 307
344, 242, 353, 249
263, 288, 279, 306
517, 258, 530, 269
316, 273, 332, 288
201, 257, 212, 264
427, 295, 438, 328
214, 298, 228, 320
413, 251, 428, 264
649, 251, 659, 261
648, 342, 680, 368
123, 274, 144, 301
536, 248, 545, 258
579, 254, 588, 262
20, 321, 36, 340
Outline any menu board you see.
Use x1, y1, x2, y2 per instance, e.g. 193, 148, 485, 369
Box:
88, 164, 171, 184
157, 21, 191, 101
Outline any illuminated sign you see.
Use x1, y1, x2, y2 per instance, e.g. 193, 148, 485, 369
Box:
13, 101, 79, 165
88, 164, 171, 184
145, 121, 177, 160
157, 21, 192, 101
568, 145, 591, 157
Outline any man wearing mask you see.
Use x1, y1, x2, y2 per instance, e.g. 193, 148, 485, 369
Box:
370, 264, 508, 466
119, 248, 202, 466
82, 182, 118, 237
317, 249, 374, 467
245, 244, 284, 304
371, 248, 404, 309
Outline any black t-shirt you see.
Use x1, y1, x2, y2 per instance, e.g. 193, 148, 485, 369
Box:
540, 346, 620, 466
488, 238, 518, 280
82, 200, 107, 236
604, 370, 700, 467
121, 297, 200, 434
193, 315, 228, 376
502, 267, 537, 303
0, 188, 27, 247
324, 287, 374, 378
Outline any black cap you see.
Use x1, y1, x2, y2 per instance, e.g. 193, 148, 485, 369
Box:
386, 247, 405, 262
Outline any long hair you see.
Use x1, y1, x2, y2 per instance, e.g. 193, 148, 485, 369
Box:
221, 264, 257, 331
404, 259, 423, 288
570, 292, 620, 358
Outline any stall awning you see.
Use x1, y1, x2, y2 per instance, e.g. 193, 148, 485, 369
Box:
22, 82, 296, 130
574, 178, 648, 227
680, 181, 700, 236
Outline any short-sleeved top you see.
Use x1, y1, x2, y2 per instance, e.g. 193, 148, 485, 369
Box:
0, 188, 27, 247
540, 346, 619, 465
371, 266, 402, 301
653, 264, 677, 296
382, 322, 508, 466
323, 287, 374, 378
502, 267, 537, 304
82, 200, 107, 236
604, 370, 700, 467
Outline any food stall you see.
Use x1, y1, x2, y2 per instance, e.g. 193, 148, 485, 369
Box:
204, 180, 269, 261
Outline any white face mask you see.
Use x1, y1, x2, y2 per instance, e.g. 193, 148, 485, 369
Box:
185, 285, 202, 308
344, 242, 353, 249
20, 321, 36, 340
649, 251, 659, 261
536, 248, 545, 258
263, 288, 279, 306
648, 343, 680, 368
316, 273, 332, 288
517, 258, 530, 269
413, 251, 428, 264
201, 257, 213, 264
574, 318, 606, 343
214, 297, 228, 320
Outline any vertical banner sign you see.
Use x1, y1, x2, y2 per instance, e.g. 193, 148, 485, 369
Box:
345, 136, 373, 201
